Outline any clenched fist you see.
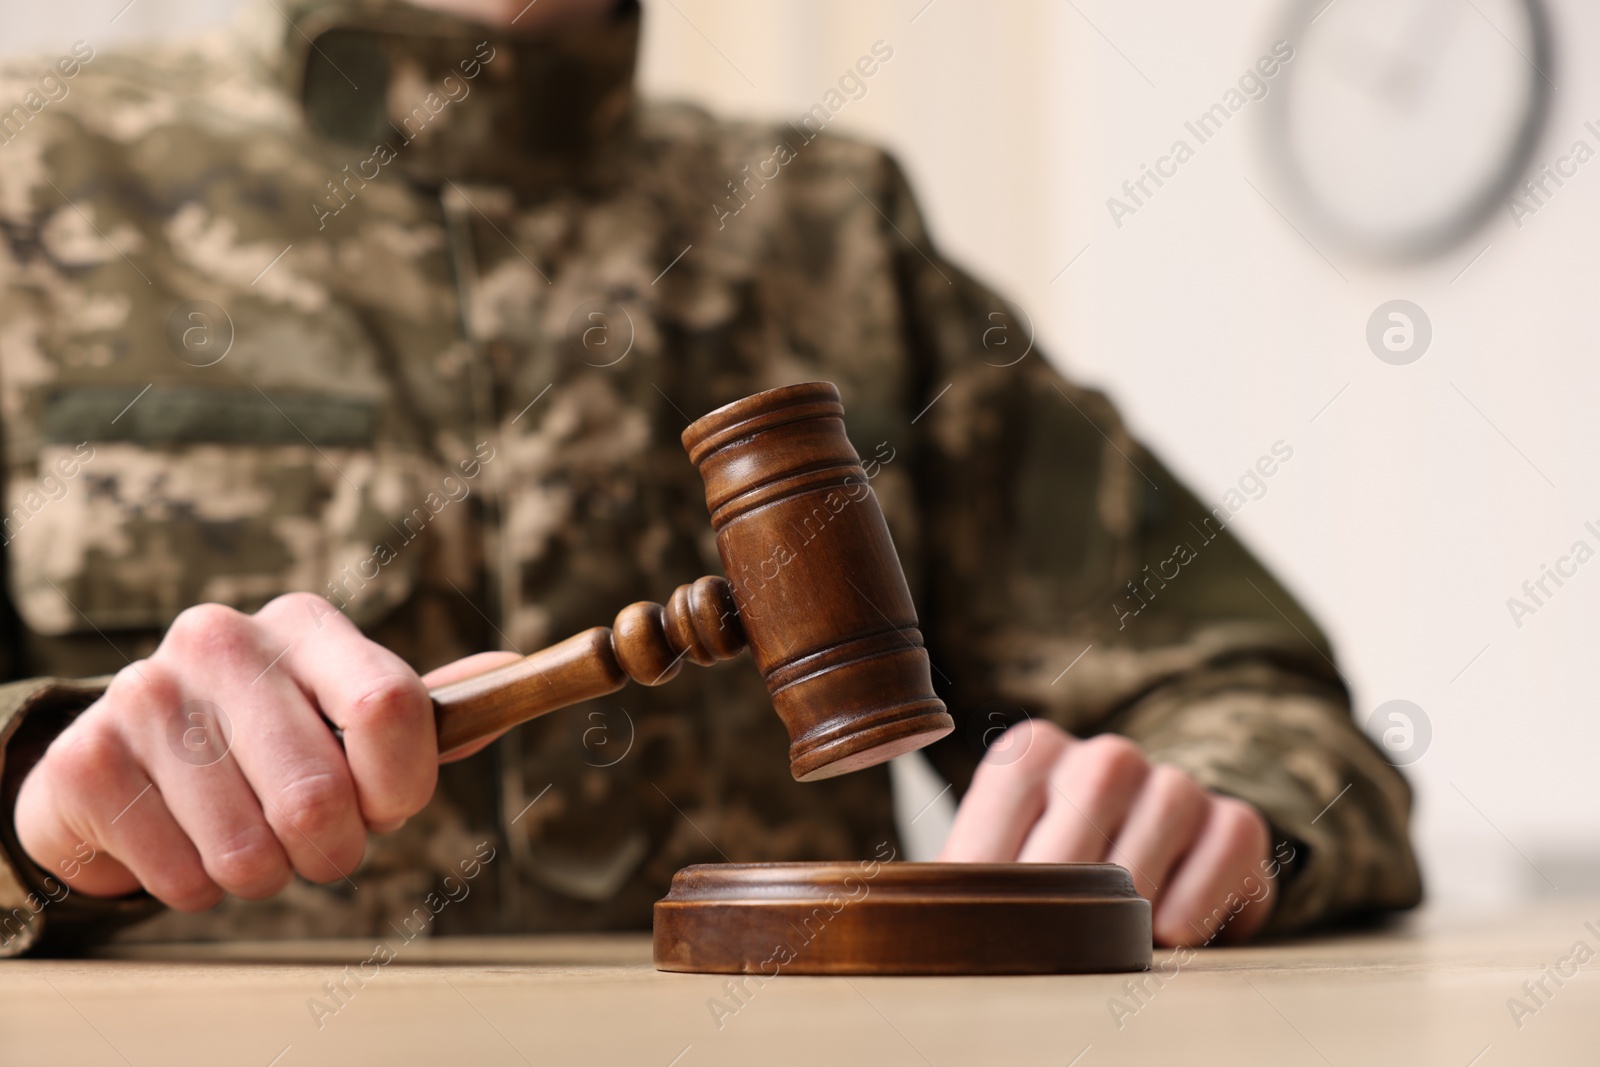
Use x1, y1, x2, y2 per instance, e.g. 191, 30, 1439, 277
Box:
940, 720, 1281, 946
14, 593, 517, 911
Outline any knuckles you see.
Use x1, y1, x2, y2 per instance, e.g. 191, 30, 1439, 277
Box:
160, 603, 259, 664
161, 870, 227, 913
965, 718, 1068, 804
44, 721, 129, 808
1207, 796, 1270, 860
269, 771, 366, 879
48, 721, 122, 781
272, 771, 355, 840
993, 719, 1069, 777
257, 591, 347, 635
97, 661, 210, 763
102, 659, 180, 721
341, 675, 437, 821
1056, 733, 1148, 794
1143, 762, 1207, 814
343, 673, 430, 735
205, 828, 292, 899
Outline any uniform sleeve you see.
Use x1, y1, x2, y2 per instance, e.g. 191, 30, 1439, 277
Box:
0, 58, 169, 955
865, 152, 1422, 934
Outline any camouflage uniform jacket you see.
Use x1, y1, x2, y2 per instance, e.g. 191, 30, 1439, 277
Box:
0, 0, 1420, 957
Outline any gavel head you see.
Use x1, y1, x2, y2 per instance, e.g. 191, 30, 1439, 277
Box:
681, 382, 954, 781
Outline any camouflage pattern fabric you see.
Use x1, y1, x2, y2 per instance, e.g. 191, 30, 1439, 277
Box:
0, 0, 1419, 956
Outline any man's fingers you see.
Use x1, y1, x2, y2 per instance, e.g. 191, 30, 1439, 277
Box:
104, 662, 295, 900
161, 603, 368, 884
1105, 763, 1211, 901
12, 597, 486, 910
939, 719, 1070, 862
92, 782, 225, 912
422, 651, 525, 763
937, 717, 1277, 946
224, 686, 368, 886
421, 651, 526, 689
20, 712, 222, 911
255, 594, 438, 831
1016, 734, 1149, 863
1152, 796, 1272, 946
14, 722, 138, 900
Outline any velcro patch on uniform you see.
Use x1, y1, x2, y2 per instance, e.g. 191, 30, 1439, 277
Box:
42, 387, 377, 447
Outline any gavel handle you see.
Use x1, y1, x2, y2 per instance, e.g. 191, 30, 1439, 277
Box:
429, 576, 746, 757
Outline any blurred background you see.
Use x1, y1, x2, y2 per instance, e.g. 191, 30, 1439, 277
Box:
11, 0, 1597, 909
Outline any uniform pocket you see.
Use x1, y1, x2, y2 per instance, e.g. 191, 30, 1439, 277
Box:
7, 387, 439, 636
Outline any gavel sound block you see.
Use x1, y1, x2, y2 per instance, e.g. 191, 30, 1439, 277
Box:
427, 381, 1151, 975
654, 862, 1151, 975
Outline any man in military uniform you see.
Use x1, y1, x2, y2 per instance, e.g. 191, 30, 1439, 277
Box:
0, 0, 1420, 958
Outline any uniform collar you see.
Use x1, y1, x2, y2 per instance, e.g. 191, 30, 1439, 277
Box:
260, 0, 640, 191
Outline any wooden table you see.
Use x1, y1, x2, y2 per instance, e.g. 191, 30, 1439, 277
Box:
3, 896, 1595, 1066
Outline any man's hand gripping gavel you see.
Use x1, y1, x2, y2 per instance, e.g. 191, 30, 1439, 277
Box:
15, 383, 956, 909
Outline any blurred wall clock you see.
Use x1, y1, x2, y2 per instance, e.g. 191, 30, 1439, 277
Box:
1264, 0, 1554, 261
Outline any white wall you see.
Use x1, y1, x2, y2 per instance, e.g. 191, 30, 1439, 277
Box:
10, 0, 1597, 906
640, 0, 1600, 906
1, 0, 241, 53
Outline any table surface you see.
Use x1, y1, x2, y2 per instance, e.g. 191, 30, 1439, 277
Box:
2, 896, 1595, 1066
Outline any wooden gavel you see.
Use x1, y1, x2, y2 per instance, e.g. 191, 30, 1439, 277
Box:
428, 382, 954, 781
